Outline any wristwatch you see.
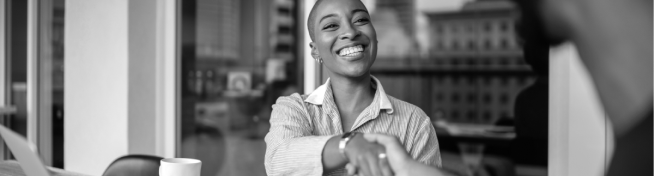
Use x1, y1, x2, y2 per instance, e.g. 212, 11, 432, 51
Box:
339, 132, 359, 160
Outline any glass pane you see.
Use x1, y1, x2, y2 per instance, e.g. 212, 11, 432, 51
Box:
51, 0, 65, 169
3, 0, 65, 168
4, 0, 65, 167
7, 0, 29, 149
366, 0, 548, 175
179, 0, 301, 175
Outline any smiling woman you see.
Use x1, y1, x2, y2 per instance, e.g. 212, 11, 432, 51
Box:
264, 0, 441, 176
309, 0, 378, 79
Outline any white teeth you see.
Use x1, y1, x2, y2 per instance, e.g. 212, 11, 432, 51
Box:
338, 45, 364, 56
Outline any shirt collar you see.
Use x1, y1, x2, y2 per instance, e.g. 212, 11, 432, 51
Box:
304, 75, 394, 114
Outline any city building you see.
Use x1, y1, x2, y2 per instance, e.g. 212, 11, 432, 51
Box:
425, 0, 531, 123
270, 0, 296, 61
427, 0, 520, 56
372, 0, 533, 124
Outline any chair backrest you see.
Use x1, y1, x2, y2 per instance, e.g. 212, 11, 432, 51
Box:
103, 155, 163, 176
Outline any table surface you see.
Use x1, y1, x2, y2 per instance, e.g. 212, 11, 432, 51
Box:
0, 160, 89, 176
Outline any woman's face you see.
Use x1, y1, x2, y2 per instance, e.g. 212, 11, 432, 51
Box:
310, 0, 377, 78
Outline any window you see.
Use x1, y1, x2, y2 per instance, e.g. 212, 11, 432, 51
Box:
451, 93, 460, 103
483, 39, 493, 50
178, 0, 301, 175
500, 21, 510, 32
435, 25, 443, 34
501, 39, 509, 49
0, 0, 66, 168
483, 22, 492, 32
468, 41, 476, 50
467, 92, 477, 103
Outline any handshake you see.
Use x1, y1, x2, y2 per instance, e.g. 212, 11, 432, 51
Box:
341, 133, 456, 176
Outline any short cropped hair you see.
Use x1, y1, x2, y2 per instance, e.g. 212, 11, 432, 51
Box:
307, 0, 326, 42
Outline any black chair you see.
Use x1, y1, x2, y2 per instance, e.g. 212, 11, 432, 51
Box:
103, 155, 163, 176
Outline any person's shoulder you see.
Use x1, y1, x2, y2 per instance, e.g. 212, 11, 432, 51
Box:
386, 95, 414, 110
386, 95, 429, 119
274, 93, 306, 107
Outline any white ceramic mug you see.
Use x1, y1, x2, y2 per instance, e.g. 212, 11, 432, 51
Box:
159, 158, 202, 176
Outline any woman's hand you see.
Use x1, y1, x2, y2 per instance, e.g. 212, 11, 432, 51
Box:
362, 133, 412, 176
363, 133, 461, 176
344, 133, 394, 176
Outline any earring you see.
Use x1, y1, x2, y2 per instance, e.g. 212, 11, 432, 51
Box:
319, 58, 323, 63
316, 57, 323, 64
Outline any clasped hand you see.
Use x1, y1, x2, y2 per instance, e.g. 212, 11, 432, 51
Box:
343, 133, 394, 176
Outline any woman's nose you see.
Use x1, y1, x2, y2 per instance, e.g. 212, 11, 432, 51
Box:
339, 24, 360, 40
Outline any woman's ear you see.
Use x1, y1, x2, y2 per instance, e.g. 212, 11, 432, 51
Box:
309, 42, 320, 60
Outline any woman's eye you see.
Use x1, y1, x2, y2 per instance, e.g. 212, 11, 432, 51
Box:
322, 24, 338, 30
355, 18, 369, 23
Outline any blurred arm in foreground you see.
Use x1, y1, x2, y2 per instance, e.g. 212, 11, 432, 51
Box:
514, 0, 652, 137
513, 0, 652, 175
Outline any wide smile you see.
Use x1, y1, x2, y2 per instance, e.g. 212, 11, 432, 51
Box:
336, 44, 366, 60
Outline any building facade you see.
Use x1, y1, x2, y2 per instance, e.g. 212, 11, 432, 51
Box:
425, 0, 532, 123
372, 0, 536, 125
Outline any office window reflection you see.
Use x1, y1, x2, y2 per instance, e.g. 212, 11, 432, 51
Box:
179, 0, 301, 175
3, 0, 65, 168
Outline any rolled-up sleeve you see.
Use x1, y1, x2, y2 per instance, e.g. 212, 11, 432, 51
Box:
264, 95, 334, 176
407, 108, 442, 168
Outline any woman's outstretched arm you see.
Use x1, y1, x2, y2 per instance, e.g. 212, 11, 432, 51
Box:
362, 133, 460, 176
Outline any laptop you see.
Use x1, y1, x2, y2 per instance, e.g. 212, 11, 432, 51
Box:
0, 124, 50, 176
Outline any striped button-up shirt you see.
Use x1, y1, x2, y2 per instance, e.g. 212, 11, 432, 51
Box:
264, 76, 441, 176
